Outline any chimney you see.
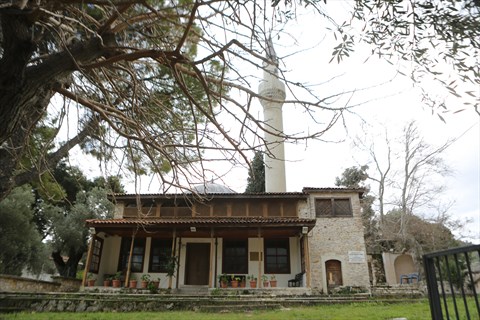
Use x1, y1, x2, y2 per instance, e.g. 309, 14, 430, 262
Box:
258, 37, 286, 192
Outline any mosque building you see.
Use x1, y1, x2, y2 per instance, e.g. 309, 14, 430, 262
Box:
84, 39, 370, 293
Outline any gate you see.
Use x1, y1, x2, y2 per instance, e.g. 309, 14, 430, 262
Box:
423, 244, 480, 319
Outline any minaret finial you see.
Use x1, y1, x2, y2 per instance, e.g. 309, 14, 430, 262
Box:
266, 35, 277, 64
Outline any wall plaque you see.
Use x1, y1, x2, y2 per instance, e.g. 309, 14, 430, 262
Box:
348, 251, 365, 263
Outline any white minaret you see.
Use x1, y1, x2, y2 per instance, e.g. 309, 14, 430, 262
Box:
258, 37, 287, 193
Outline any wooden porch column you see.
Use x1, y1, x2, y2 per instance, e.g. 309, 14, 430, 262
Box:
214, 237, 218, 288
175, 237, 181, 289
82, 229, 96, 287
125, 231, 136, 286
208, 228, 215, 288
303, 234, 311, 288
258, 227, 262, 288
169, 229, 176, 289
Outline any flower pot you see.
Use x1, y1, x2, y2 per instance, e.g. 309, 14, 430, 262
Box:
87, 279, 95, 287
240, 281, 246, 288
231, 280, 239, 288
103, 280, 111, 287
270, 280, 277, 287
141, 281, 149, 289
112, 279, 121, 288
152, 281, 160, 289
220, 281, 228, 288
129, 280, 137, 288
249, 281, 257, 288
263, 281, 269, 288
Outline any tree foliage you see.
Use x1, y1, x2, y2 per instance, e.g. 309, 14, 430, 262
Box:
0, 186, 49, 275
333, 0, 480, 117
49, 186, 114, 277
381, 209, 459, 255
0, 0, 347, 201
36, 163, 119, 277
245, 151, 265, 193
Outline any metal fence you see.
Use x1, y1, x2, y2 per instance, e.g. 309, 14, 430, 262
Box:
423, 244, 480, 319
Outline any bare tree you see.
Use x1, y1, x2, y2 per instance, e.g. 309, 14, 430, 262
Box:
354, 120, 456, 250
353, 125, 393, 223
395, 121, 454, 245
0, 0, 359, 201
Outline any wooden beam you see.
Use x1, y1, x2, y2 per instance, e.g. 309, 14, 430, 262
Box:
125, 232, 136, 286
258, 227, 262, 288
82, 232, 96, 287
208, 228, 214, 288
304, 235, 311, 288
175, 237, 181, 289
169, 229, 176, 289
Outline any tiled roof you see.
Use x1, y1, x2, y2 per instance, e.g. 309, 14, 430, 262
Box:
107, 188, 365, 201
86, 217, 316, 227
108, 192, 307, 199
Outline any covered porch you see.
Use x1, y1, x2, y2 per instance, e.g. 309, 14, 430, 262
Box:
84, 217, 316, 291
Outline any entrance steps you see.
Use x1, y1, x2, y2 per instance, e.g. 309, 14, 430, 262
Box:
178, 285, 209, 295
371, 284, 424, 298
0, 291, 425, 313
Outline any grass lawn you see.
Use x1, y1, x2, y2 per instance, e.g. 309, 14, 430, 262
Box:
2, 299, 478, 320
0, 301, 432, 320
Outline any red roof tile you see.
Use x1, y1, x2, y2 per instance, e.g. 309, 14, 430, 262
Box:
86, 217, 316, 227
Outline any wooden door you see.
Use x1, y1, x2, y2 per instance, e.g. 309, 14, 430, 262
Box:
185, 243, 210, 285
325, 260, 343, 289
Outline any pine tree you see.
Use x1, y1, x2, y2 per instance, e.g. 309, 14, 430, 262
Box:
245, 152, 265, 193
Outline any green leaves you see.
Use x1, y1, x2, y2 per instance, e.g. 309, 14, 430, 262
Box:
346, 0, 480, 115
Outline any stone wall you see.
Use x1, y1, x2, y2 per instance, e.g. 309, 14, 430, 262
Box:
0, 274, 81, 293
306, 191, 370, 293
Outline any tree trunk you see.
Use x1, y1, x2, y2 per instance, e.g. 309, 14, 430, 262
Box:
0, 11, 114, 201
52, 249, 85, 278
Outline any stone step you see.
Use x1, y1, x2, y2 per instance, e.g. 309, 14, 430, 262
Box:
198, 303, 283, 312
178, 285, 209, 295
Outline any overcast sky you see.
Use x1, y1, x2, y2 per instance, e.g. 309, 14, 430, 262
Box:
71, 2, 479, 243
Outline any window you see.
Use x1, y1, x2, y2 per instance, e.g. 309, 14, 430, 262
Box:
118, 238, 146, 272
149, 239, 173, 272
264, 238, 290, 274
222, 239, 248, 274
89, 237, 103, 273
315, 198, 352, 217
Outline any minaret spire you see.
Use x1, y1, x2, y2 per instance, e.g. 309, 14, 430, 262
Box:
258, 36, 287, 193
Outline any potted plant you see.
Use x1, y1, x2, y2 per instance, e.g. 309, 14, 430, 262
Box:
218, 274, 229, 288
152, 277, 160, 289
165, 256, 178, 289
129, 274, 137, 288
248, 274, 257, 288
269, 275, 277, 288
103, 275, 112, 287
112, 272, 122, 288
87, 273, 96, 287
141, 274, 151, 289
240, 276, 246, 288
261, 274, 269, 287
231, 276, 240, 288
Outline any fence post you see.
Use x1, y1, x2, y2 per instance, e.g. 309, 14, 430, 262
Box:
423, 254, 443, 320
